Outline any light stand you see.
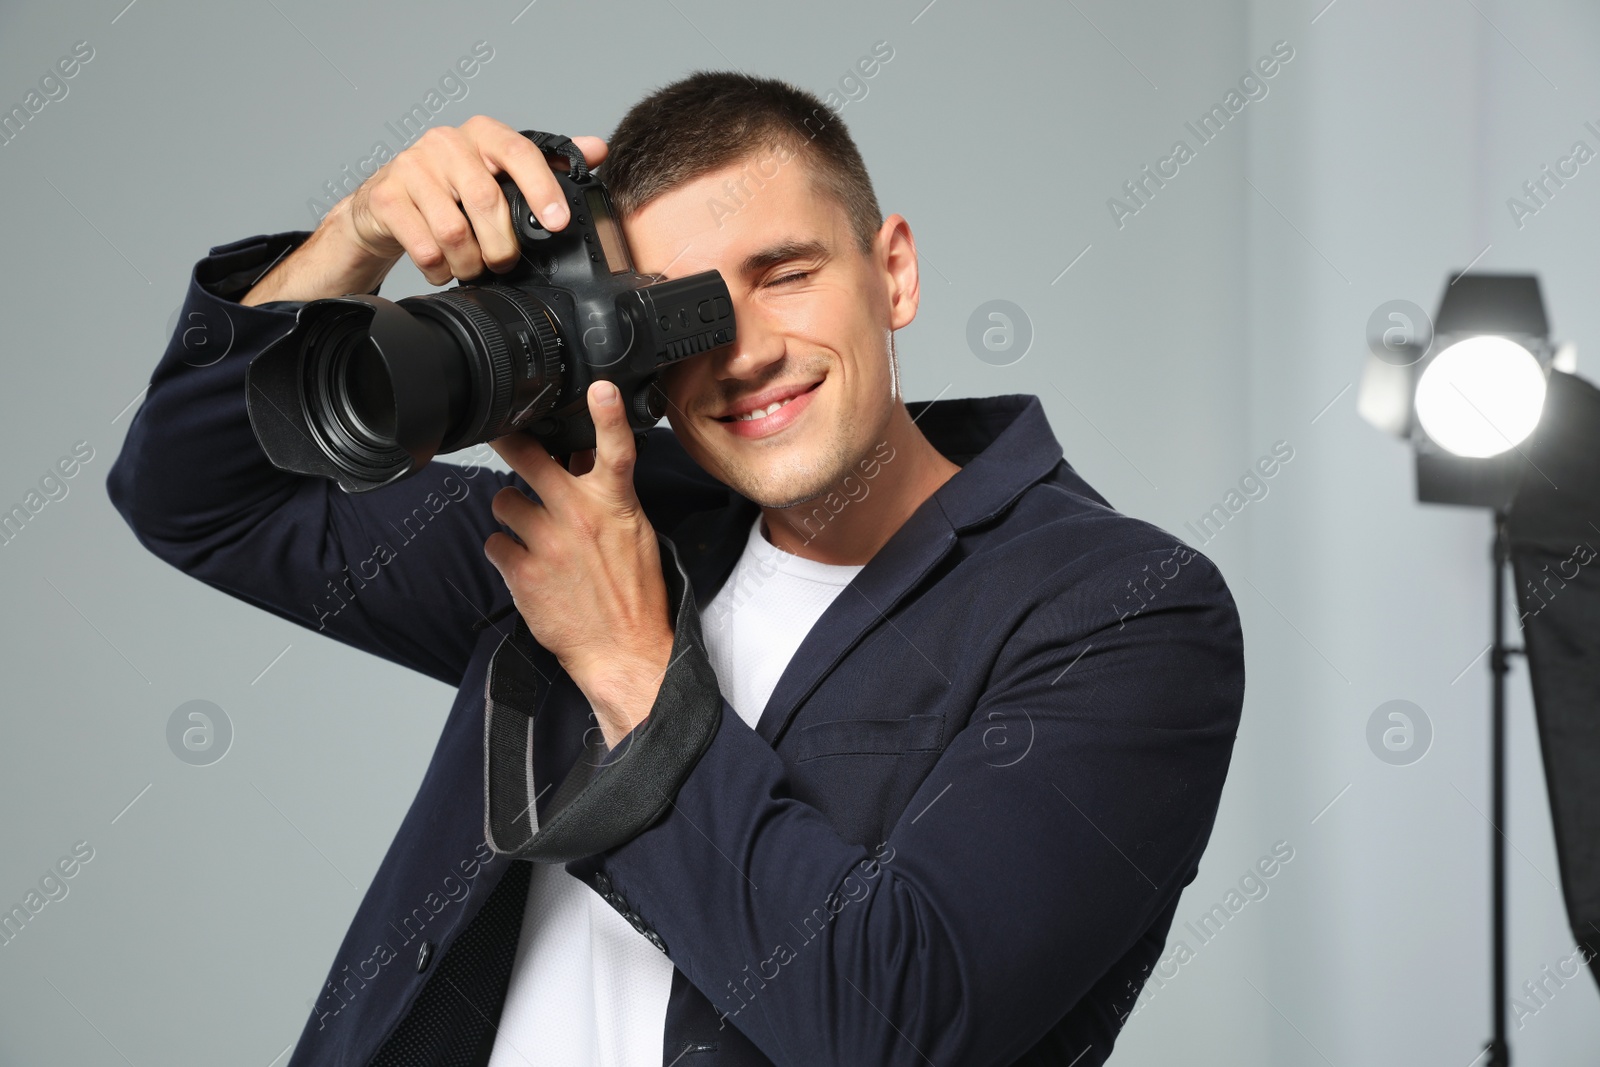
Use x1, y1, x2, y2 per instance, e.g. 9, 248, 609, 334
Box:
1364, 272, 1561, 1067
1487, 509, 1523, 1067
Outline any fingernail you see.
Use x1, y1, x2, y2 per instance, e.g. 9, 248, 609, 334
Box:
542, 201, 567, 227
597, 381, 619, 405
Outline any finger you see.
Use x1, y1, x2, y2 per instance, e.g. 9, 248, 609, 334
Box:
474, 121, 572, 232
489, 485, 547, 546
408, 166, 486, 282
365, 184, 446, 283
411, 126, 516, 276
488, 432, 572, 510
585, 380, 638, 506
566, 447, 596, 477
442, 143, 520, 274
570, 135, 609, 170
482, 529, 528, 576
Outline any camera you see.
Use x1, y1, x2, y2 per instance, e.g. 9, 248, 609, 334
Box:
245, 129, 736, 493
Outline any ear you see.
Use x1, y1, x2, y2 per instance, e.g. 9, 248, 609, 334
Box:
876, 214, 920, 331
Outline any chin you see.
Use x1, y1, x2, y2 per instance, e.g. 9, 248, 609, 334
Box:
718, 446, 856, 510
711, 463, 818, 509
759, 484, 833, 510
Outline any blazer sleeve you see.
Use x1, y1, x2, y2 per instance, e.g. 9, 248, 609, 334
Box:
563, 544, 1246, 1066
483, 530, 725, 862
106, 231, 522, 687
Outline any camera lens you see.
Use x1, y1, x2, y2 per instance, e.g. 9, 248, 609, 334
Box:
298, 307, 408, 476
416, 285, 565, 444
341, 339, 396, 442
276, 285, 566, 491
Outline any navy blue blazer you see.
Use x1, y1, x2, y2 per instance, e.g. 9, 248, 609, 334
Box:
108, 232, 1246, 1067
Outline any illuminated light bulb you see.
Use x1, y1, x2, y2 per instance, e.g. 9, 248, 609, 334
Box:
1414, 336, 1547, 458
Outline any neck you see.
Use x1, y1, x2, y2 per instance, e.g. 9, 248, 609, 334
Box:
760, 402, 961, 566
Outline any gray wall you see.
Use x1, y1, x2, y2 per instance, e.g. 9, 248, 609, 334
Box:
1, 0, 1595, 1063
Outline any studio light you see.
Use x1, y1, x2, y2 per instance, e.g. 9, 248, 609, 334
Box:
1360, 272, 1600, 1067
1413, 335, 1546, 459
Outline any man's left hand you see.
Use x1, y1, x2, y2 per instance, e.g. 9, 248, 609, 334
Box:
484, 380, 674, 749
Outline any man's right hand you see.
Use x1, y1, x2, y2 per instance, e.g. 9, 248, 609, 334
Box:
241, 117, 609, 306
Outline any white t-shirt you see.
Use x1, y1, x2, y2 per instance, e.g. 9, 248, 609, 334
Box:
486, 514, 864, 1066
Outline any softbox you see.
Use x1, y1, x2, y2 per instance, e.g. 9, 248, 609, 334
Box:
1505, 368, 1600, 992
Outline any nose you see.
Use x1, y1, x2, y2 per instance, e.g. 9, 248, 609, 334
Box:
711, 295, 785, 383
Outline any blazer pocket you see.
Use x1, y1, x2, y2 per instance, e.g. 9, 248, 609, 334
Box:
795, 713, 944, 760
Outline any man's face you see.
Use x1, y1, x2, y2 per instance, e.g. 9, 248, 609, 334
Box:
619, 150, 914, 509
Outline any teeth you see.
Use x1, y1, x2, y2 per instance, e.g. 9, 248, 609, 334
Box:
734, 396, 794, 421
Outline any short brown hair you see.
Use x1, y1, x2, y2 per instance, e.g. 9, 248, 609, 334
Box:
600, 71, 883, 255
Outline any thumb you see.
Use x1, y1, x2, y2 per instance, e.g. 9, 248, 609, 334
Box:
586, 380, 639, 507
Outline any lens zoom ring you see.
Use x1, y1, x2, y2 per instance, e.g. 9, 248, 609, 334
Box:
492, 288, 564, 411
433, 288, 516, 432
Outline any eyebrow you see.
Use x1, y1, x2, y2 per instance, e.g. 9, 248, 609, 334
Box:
740, 239, 829, 278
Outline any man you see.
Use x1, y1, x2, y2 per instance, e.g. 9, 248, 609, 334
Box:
108, 72, 1245, 1066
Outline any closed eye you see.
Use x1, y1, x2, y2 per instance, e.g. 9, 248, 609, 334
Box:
766, 270, 811, 287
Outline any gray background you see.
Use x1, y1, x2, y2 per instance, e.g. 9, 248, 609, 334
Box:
2, 0, 1598, 1063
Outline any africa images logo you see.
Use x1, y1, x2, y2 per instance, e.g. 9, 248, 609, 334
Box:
1106, 41, 1295, 230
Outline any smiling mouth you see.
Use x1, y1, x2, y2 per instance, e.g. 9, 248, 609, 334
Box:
715, 381, 822, 422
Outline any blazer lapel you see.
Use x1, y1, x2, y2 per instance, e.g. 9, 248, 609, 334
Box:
664, 393, 1065, 751
667, 490, 959, 748
752, 497, 958, 747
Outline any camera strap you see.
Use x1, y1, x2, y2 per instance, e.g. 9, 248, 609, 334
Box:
520, 129, 590, 181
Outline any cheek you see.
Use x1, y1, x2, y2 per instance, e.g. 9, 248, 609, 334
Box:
765, 297, 829, 342
660, 361, 700, 407
788, 288, 874, 360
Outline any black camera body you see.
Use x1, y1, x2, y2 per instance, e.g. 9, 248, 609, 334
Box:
246, 130, 735, 494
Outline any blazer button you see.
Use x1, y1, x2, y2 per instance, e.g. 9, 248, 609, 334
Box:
646, 930, 668, 954
594, 872, 613, 895
416, 940, 434, 973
